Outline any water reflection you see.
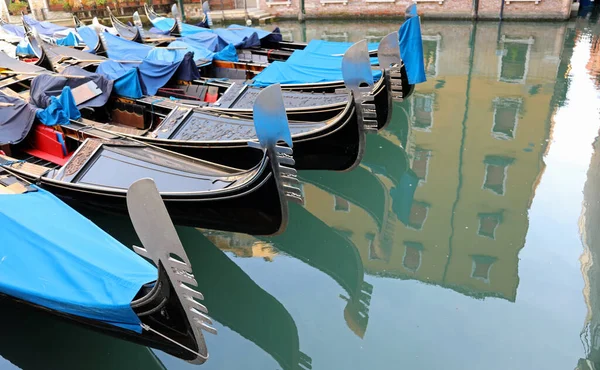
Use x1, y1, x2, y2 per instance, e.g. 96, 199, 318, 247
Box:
0, 18, 589, 370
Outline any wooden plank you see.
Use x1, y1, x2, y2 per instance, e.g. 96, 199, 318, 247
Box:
0, 154, 50, 177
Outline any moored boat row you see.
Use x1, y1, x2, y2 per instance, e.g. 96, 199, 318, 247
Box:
0, 5, 426, 364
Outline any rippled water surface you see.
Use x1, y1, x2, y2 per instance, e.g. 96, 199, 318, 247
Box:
4, 12, 600, 370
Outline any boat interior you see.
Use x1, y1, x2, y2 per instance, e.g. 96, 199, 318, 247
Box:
0, 123, 265, 194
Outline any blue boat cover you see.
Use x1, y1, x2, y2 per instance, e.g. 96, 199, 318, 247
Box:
35, 86, 81, 126
303, 39, 379, 57
1, 24, 24, 37
76, 26, 99, 53
16, 39, 35, 56
96, 60, 143, 99
103, 32, 152, 61
23, 15, 69, 37
151, 17, 208, 37
398, 15, 426, 85
0, 92, 38, 145
56, 32, 78, 47
169, 40, 237, 62
0, 187, 156, 332
180, 31, 228, 52
30, 69, 113, 109
252, 49, 382, 87
213, 28, 259, 49
226, 24, 272, 40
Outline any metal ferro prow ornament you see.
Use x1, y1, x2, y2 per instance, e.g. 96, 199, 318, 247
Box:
249, 83, 304, 208
378, 31, 404, 102
132, 11, 146, 40
341, 39, 378, 133
126, 178, 216, 364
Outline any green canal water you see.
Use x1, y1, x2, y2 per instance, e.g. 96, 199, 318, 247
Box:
3, 13, 600, 370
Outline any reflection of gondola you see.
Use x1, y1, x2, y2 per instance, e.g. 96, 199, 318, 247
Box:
81, 207, 311, 370
0, 297, 166, 370
269, 203, 372, 338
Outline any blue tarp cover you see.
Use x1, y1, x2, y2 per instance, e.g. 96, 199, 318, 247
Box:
213, 28, 259, 49
226, 24, 272, 40
23, 15, 69, 37
168, 40, 237, 62
398, 16, 426, 85
30, 69, 113, 109
77, 26, 99, 53
303, 39, 379, 57
56, 32, 78, 47
103, 32, 152, 61
35, 86, 81, 126
180, 31, 227, 52
0, 92, 38, 145
0, 187, 156, 332
16, 40, 34, 56
150, 17, 207, 37
252, 49, 382, 87
1, 24, 24, 37
96, 60, 143, 99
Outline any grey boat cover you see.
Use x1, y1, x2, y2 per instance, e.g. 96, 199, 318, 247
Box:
0, 92, 38, 145
30, 66, 113, 109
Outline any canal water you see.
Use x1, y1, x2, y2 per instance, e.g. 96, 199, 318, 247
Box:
3, 12, 600, 370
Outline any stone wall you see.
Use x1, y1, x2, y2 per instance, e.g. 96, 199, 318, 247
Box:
257, 0, 571, 20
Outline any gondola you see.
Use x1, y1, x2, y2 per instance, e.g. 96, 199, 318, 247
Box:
0, 84, 303, 234
0, 174, 215, 363
107, 6, 174, 45
29, 40, 373, 171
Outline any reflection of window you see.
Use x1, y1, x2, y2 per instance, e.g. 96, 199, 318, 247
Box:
412, 93, 434, 131
334, 195, 350, 212
422, 35, 441, 77
471, 255, 497, 282
498, 36, 534, 84
367, 233, 384, 261
483, 156, 515, 195
478, 213, 502, 239
412, 148, 431, 183
492, 98, 522, 140
408, 201, 429, 230
403, 242, 423, 272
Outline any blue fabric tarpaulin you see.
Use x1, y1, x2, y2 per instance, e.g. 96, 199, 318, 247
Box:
77, 26, 99, 53
214, 43, 238, 61
103, 32, 152, 61
96, 60, 143, 99
36, 86, 81, 126
213, 28, 260, 49
168, 40, 237, 62
23, 15, 69, 37
29, 69, 113, 109
398, 15, 426, 85
0, 92, 38, 145
226, 24, 272, 40
16, 40, 34, 56
1, 24, 24, 37
56, 32, 78, 47
150, 17, 208, 37
252, 49, 382, 87
180, 31, 228, 52
303, 39, 379, 57
137, 58, 182, 95
0, 187, 156, 332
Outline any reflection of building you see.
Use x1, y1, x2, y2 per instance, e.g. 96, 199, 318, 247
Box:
579, 135, 600, 370
300, 21, 565, 302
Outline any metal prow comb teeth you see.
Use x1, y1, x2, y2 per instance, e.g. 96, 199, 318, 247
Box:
342, 40, 379, 133
251, 83, 305, 207
132, 11, 145, 39
126, 178, 214, 364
